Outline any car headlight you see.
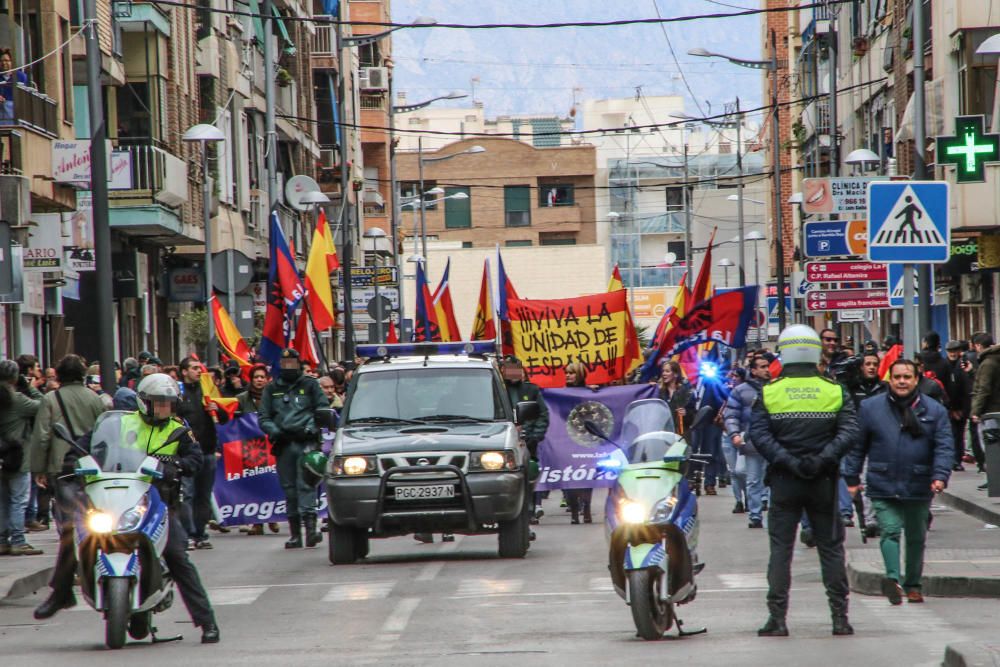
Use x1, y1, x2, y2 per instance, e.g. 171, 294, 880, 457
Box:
332, 455, 378, 476
649, 493, 679, 524
470, 450, 517, 471
619, 501, 647, 524
87, 511, 114, 534
117, 499, 148, 533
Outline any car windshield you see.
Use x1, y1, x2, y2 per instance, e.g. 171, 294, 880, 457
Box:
87, 411, 153, 473
618, 399, 677, 463
345, 367, 505, 424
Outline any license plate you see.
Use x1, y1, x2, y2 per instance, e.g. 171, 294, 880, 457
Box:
394, 484, 455, 500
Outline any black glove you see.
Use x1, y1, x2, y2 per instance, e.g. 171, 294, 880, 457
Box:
797, 456, 822, 479
159, 461, 181, 484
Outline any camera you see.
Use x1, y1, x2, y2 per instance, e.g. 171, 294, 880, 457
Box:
829, 355, 863, 387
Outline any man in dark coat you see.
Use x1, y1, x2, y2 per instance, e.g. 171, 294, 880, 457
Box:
946, 341, 973, 470
175, 357, 218, 549
845, 358, 952, 605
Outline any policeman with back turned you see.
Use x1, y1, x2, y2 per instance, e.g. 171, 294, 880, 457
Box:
749, 325, 860, 638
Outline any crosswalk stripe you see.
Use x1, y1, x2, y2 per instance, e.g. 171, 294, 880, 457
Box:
717, 573, 768, 589
456, 578, 524, 596
589, 577, 614, 591
208, 586, 268, 606
322, 581, 395, 602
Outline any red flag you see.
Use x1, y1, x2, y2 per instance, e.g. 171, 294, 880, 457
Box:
432, 259, 462, 341
386, 320, 399, 344
651, 286, 759, 361
692, 227, 717, 305
471, 260, 497, 341
292, 310, 319, 367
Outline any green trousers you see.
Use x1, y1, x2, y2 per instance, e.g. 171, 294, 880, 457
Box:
871, 498, 931, 590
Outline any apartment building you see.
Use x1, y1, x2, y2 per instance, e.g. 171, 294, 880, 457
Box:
394, 104, 576, 152
776, 0, 1000, 340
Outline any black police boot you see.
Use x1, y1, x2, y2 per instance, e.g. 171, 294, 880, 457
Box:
832, 616, 854, 636
285, 517, 303, 549
757, 616, 789, 637
304, 514, 322, 548
33, 590, 76, 619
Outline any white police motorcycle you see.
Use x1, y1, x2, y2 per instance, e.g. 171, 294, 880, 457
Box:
58, 411, 181, 649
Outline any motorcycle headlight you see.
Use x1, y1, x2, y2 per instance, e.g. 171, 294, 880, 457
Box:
649, 492, 679, 524
619, 500, 647, 524
86, 511, 114, 534
117, 498, 149, 533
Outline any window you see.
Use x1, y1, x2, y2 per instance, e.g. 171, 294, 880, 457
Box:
665, 186, 684, 212
444, 186, 471, 229
540, 236, 576, 246
462, 241, 473, 248
117, 82, 153, 140
345, 368, 504, 423
505, 240, 532, 247
400, 181, 438, 210
538, 183, 574, 206
667, 241, 686, 263
958, 29, 998, 129
504, 185, 531, 227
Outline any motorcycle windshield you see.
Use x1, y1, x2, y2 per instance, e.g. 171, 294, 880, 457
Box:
88, 411, 149, 473
618, 399, 676, 463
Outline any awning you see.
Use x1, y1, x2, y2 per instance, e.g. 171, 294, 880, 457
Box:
272, 6, 295, 56
246, 0, 265, 46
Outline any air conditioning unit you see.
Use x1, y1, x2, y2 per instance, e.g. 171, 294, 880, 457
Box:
359, 67, 389, 92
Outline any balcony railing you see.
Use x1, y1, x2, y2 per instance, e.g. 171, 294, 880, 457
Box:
359, 93, 385, 110
618, 266, 689, 289
0, 84, 59, 137
110, 139, 188, 208
312, 16, 335, 55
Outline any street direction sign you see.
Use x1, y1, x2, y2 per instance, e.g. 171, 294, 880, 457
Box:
802, 177, 884, 215
805, 288, 889, 312
935, 115, 1000, 184
867, 181, 950, 263
887, 263, 935, 308
803, 220, 868, 258
805, 261, 887, 283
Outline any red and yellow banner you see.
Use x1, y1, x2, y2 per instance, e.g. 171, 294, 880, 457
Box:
508, 290, 636, 388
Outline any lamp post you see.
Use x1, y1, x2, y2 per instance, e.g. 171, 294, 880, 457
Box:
718, 257, 734, 288
690, 33, 786, 327
183, 123, 226, 366
844, 148, 881, 175
417, 143, 485, 275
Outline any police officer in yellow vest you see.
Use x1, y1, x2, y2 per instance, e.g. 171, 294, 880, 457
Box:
33, 374, 220, 644
749, 325, 860, 639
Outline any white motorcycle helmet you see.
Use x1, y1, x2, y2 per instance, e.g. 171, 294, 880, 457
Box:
136, 373, 181, 425
776, 324, 823, 366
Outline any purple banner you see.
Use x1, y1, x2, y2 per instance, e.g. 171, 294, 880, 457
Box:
212, 413, 326, 526
535, 384, 657, 491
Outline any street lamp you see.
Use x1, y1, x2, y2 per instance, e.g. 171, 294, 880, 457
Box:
183, 123, 226, 366
393, 91, 468, 114
718, 257, 734, 288
690, 34, 787, 328
844, 148, 881, 174
342, 15, 437, 47
362, 227, 390, 343
417, 143, 485, 273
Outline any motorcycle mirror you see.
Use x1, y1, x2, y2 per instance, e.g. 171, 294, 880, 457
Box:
583, 419, 614, 444
689, 405, 717, 431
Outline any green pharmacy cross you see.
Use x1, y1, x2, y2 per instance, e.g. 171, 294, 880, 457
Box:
936, 115, 1000, 183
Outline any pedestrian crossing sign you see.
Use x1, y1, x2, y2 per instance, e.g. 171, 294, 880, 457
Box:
887, 263, 934, 308
867, 181, 950, 263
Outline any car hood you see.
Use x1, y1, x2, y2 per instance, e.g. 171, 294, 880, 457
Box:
335, 422, 512, 455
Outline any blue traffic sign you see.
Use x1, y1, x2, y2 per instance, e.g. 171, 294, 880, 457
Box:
766, 296, 792, 325
803, 220, 868, 258
868, 181, 950, 263
887, 264, 935, 308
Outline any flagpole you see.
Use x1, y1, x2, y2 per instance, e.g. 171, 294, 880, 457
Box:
485, 256, 500, 354
493, 245, 502, 353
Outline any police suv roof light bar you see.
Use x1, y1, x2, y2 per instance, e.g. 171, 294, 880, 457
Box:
356, 341, 498, 360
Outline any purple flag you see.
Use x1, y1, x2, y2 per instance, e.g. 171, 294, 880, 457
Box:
535, 384, 657, 491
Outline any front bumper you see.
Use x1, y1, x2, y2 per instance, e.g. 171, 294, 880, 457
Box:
326, 464, 525, 535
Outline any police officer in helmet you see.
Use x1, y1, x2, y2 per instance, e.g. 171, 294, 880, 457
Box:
258, 348, 327, 549
749, 325, 860, 638
33, 374, 220, 643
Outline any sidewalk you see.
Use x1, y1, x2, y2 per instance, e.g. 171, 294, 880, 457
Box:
939, 468, 1000, 526
0, 529, 57, 602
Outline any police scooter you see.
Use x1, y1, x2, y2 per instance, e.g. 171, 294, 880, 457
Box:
55, 412, 181, 649
588, 399, 713, 640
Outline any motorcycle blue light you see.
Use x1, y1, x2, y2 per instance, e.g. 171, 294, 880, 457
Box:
699, 361, 719, 380
596, 458, 622, 471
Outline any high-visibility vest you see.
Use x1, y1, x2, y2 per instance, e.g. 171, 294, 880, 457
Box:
118, 411, 185, 458
761, 375, 843, 418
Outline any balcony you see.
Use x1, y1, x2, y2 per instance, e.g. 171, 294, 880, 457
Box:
312, 16, 335, 55
533, 203, 582, 229
0, 85, 59, 137
638, 213, 685, 234
799, 2, 832, 44
801, 100, 831, 145
109, 140, 189, 209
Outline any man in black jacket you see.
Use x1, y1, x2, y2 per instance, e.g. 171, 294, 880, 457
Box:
175, 357, 218, 550
258, 349, 327, 549
946, 340, 973, 470
750, 325, 859, 638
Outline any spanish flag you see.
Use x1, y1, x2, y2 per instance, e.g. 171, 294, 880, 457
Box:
432, 259, 462, 342
691, 227, 717, 306
303, 209, 337, 332
198, 364, 240, 420
471, 259, 497, 341
878, 343, 903, 381
607, 264, 641, 375
210, 296, 252, 367
607, 264, 625, 292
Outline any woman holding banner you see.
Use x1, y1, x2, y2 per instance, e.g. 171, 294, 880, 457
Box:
563, 362, 595, 524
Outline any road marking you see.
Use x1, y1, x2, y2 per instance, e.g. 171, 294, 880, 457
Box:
380, 597, 420, 634
416, 562, 445, 582
456, 578, 524, 596
717, 573, 769, 589
208, 586, 268, 606
589, 577, 613, 591
322, 581, 395, 602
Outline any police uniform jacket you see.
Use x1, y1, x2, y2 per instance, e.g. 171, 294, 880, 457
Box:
749, 364, 859, 477
505, 381, 549, 449
258, 374, 326, 445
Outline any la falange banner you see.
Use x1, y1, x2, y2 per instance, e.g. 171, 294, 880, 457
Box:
508, 289, 638, 388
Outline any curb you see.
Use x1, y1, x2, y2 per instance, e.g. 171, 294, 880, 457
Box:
942, 642, 1000, 667
0, 565, 53, 601
939, 490, 1000, 527
846, 557, 1000, 599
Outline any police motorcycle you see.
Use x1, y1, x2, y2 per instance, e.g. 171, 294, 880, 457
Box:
53, 411, 182, 649
588, 399, 713, 641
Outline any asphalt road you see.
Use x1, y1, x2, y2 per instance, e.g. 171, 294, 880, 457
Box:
0, 492, 995, 666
